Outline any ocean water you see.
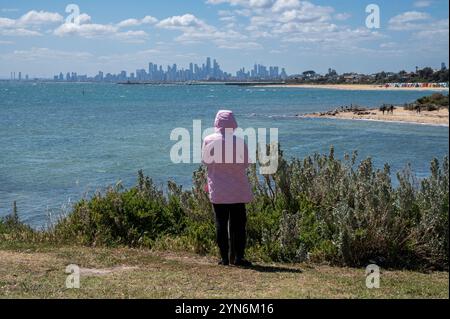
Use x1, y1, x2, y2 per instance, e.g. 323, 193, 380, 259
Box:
0, 82, 448, 226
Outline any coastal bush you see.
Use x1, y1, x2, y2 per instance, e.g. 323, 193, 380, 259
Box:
1, 149, 448, 270
404, 93, 449, 111
0, 201, 37, 243
417, 93, 449, 107
48, 171, 186, 247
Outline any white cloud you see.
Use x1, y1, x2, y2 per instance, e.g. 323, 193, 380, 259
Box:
204, 0, 392, 54
414, 1, 432, 8
78, 13, 92, 24
157, 14, 211, 30
117, 18, 141, 28
0, 17, 15, 27
0, 10, 63, 37
387, 11, 447, 54
142, 16, 158, 25
413, 18, 449, 43
389, 11, 431, 30
54, 23, 118, 38
53, 13, 150, 43
18, 10, 63, 25
271, 0, 300, 13
216, 0, 376, 45
387, 11, 448, 53
0, 9, 150, 42
157, 13, 256, 50
53, 22, 149, 43
117, 16, 158, 28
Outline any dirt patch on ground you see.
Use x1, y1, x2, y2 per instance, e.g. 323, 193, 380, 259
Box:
80, 266, 139, 276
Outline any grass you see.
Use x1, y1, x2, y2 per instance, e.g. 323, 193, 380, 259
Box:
0, 243, 448, 299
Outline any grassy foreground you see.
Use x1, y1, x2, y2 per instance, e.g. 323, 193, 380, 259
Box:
0, 244, 448, 299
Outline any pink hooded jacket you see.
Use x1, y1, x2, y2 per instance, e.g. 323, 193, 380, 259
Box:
202, 110, 254, 204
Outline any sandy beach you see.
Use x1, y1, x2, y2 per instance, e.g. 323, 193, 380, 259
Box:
300, 107, 449, 126
257, 84, 449, 92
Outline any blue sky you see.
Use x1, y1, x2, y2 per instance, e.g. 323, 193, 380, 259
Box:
0, 0, 448, 78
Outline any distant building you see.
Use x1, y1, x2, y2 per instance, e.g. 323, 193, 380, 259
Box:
280, 68, 287, 80
50, 57, 289, 82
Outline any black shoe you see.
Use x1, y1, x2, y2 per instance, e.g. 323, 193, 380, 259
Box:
233, 258, 252, 267
218, 259, 230, 266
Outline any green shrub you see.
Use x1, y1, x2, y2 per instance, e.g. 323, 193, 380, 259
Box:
2, 149, 448, 270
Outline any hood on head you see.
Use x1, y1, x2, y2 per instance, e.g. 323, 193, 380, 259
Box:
214, 110, 238, 132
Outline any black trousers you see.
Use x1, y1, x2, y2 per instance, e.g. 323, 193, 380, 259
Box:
213, 203, 247, 262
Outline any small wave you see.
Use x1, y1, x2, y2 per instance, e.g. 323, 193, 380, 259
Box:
245, 113, 297, 119
267, 114, 298, 119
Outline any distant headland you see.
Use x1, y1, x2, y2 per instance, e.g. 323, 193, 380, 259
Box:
299, 93, 449, 126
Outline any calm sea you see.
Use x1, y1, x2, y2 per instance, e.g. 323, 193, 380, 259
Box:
0, 82, 448, 226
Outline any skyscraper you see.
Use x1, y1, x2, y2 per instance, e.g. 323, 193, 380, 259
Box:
206, 57, 212, 77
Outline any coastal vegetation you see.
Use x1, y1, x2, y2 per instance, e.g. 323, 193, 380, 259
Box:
403, 93, 449, 112
287, 66, 449, 85
1, 147, 448, 271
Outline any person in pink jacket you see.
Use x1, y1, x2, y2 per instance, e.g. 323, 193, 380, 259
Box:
202, 110, 254, 266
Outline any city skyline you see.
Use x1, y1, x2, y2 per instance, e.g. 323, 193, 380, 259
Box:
5, 57, 448, 82
0, 0, 449, 78
46, 57, 288, 82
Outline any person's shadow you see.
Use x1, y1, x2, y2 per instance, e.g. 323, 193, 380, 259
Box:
242, 264, 303, 274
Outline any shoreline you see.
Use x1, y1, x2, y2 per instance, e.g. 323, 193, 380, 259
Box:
299, 107, 449, 127
255, 83, 449, 92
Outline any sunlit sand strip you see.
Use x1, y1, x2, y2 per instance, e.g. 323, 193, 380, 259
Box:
299, 108, 449, 127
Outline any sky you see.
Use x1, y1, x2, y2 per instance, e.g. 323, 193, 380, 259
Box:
0, 0, 448, 78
